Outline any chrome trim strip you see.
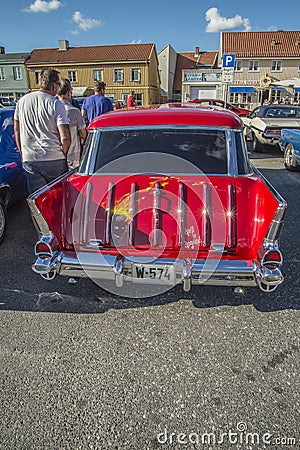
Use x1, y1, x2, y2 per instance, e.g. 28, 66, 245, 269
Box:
27, 198, 52, 237
252, 166, 287, 244
32, 249, 284, 291
91, 125, 240, 132
227, 184, 236, 248
82, 181, 92, 243
153, 182, 161, 246
226, 129, 236, 176
202, 183, 210, 247
105, 182, 114, 244
129, 182, 137, 245
87, 130, 100, 175
178, 182, 184, 247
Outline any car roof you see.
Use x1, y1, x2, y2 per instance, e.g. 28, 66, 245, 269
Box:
88, 106, 244, 130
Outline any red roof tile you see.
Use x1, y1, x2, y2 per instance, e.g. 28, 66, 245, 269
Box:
222, 31, 300, 58
26, 43, 155, 65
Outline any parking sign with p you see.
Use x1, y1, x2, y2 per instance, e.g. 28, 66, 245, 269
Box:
222, 53, 235, 68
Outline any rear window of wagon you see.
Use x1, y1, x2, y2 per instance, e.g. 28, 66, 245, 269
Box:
91, 128, 228, 174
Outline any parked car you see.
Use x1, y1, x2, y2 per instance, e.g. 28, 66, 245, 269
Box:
188, 99, 251, 117
28, 105, 286, 295
0, 97, 16, 107
0, 108, 27, 244
111, 99, 125, 110
279, 128, 300, 171
243, 104, 300, 152
73, 97, 86, 109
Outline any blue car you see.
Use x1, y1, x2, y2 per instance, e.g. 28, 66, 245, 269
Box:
279, 128, 300, 171
0, 107, 27, 243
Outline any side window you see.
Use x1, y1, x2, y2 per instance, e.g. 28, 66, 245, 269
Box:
79, 131, 96, 173
235, 132, 251, 174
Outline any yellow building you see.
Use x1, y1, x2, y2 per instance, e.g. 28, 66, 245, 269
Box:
25, 40, 161, 106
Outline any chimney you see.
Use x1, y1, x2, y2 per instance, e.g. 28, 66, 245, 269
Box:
58, 40, 69, 51
0, 46, 5, 54
194, 46, 200, 57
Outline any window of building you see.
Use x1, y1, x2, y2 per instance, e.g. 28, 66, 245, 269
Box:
271, 60, 282, 71
130, 68, 140, 82
113, 68, 123, 82
34, 71, 40, 84
93, 70, 103, 82
235, 60, 242, 71
249, 60, 259, 71
229, 92, 252, 107
0, 68, 5, 80
135, 93, 142, 106
68, 70, 77, 82
13, 66, 22, 80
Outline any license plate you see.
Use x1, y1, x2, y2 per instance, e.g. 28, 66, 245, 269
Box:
132, 264, 175, 284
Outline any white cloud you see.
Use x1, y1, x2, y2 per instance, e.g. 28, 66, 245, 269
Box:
131, 39, 142, 44
267, 26, 278, 31
72, 11, 102, 31
22, 0, 62, 13
205, 7, 252, 33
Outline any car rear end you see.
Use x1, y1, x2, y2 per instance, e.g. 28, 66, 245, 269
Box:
28, 108, 286, 294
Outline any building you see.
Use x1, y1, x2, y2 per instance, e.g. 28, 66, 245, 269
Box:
157, 44, 177, 102
158, 45, 219, 102
25, 40, 161, 106
178, 49, 219, 102
220, 30, 300, 108
0, 47, 30, 101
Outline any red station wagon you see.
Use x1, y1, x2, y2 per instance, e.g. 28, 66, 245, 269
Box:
28, 105, 286, 297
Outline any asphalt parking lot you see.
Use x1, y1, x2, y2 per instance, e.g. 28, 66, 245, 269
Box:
0, 146, 299, 449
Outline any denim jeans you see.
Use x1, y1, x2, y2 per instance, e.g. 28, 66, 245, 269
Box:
23, 159, 69, 194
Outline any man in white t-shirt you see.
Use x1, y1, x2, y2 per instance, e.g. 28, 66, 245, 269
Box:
14, 67, 71, 193
57, 79, 87, 169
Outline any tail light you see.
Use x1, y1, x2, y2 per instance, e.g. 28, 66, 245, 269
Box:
262, 249, 282, 270
35, 237, 58, 258
264, 128, 281, 137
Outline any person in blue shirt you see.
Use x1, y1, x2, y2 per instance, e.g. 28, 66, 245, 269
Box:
82, 81, 113, 125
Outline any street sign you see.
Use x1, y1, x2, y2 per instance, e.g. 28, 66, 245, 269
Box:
222, 53, 236, 68
222, 68, 234, 83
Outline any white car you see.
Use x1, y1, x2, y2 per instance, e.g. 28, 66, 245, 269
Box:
242, 104, 300, 152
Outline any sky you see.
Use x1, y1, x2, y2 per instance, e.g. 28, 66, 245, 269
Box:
2, 0, 300, 54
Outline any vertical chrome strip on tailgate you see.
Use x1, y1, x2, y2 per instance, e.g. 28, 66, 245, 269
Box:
153, 182, 161, 246
227, 184, 236, 248
82, 181, 92, 243
203, 183, 211, 247
129, 182, 137, 245
178, 182, 184, 247
105, 182, 114, 244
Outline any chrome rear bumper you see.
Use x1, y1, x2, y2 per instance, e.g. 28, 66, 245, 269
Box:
32, 251, 284, 292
